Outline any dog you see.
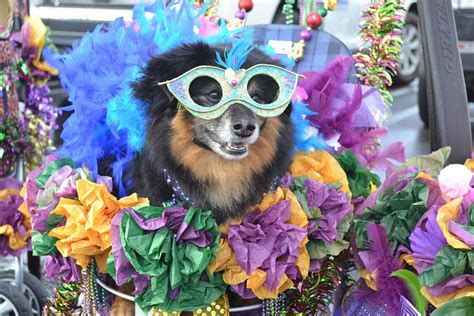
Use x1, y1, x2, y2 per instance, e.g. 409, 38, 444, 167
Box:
129, 41, 294, 224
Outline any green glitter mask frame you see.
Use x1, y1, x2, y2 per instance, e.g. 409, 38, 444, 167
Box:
159, 64, 303, 120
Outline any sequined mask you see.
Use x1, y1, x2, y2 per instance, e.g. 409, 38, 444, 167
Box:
159, 64, 302, 120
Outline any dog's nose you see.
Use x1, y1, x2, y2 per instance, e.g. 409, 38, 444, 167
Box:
233, 120, 256, 137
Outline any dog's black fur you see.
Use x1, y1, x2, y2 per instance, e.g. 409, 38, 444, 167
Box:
129, 42, 294, 224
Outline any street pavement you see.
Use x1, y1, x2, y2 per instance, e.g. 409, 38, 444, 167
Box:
383, 79, 431, 159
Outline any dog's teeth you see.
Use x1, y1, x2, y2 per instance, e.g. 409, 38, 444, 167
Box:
227, 142, 247, 151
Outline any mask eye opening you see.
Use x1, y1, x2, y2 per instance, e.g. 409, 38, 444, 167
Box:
247, 74, 280, 105
189, 76, 223, 107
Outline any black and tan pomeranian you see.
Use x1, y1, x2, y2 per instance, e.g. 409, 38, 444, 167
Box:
129, 42, 294, 224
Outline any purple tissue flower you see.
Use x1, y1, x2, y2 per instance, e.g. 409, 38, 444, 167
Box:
305, 179, 352, 245
110, 210, 150, 295
0, 194, 30, 256
44, 254, 83, 283
409, 206, 447, 273
228, 201, 307, 294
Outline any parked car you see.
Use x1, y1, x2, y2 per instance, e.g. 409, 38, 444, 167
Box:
418, 0, 474, 126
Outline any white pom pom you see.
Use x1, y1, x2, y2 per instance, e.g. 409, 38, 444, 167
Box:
438, 164, 473, 199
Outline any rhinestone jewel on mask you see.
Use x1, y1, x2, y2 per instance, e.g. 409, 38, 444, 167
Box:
224, 68, 246, 87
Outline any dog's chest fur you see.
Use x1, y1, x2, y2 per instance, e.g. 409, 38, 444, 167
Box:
169, 111, 281, 211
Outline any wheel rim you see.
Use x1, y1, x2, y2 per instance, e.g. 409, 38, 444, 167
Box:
1, 279, 40, 316
0, 294, 19, 316
22, 286, 40, 315
399, 23, 421, 77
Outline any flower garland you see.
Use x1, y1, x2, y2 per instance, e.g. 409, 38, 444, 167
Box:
354, 0, 405, 107
28, 149, 356, 314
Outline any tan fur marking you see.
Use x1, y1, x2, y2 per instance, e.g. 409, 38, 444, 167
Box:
169, 110, 281, 208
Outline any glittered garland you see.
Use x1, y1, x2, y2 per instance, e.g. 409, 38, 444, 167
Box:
23, 83, 60, 172
354, 0, 405, 108
0, 114, 27, 176
43, 282, 82, 315
286, 249, 356, 314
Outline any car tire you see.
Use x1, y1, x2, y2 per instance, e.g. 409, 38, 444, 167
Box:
395, 12, 422, 85
0, 270, 49, 316
418, 64, 429, 126
0, 281, 33, 316
466, 73, 474, 103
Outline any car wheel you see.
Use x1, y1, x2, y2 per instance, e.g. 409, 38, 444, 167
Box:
466, 73, 474, 103
0, 271, 49, 316
395, 12, 422, 85
0, 282, 32, 316
418, 64, 429, 126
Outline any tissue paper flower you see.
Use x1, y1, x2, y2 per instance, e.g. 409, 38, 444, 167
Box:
290, 150, 351, 196
44, 253, 82, 283
113, 205, 225, 312
209, 187, 309, 300
283, 175, 353, 266
415, 195, 474, 308
48, 179, 148, 271
21, 154, 61, 232
0, 178, 31, 256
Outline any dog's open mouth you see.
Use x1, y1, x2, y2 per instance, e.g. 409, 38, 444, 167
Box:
223, 141, 249, 155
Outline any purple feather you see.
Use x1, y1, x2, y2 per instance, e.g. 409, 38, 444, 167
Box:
355, 224, 409, 314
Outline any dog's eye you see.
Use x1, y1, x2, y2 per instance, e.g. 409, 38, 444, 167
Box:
190, 76, 223, 106
247, 74, 279, 104
251, 95, 264, 103
208, 90, 222, 101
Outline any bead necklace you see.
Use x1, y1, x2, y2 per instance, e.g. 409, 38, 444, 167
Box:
163, 168, 194, 206
81, 260, 108, 315
262, 292, 288, 315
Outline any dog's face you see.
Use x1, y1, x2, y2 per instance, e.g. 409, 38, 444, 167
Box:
189, 74, 279, 159
132, 42, 294, 221
134, 42, 292, 162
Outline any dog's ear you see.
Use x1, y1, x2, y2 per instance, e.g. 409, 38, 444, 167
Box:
132, 55, 178, 116
132, 42, 216, 117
